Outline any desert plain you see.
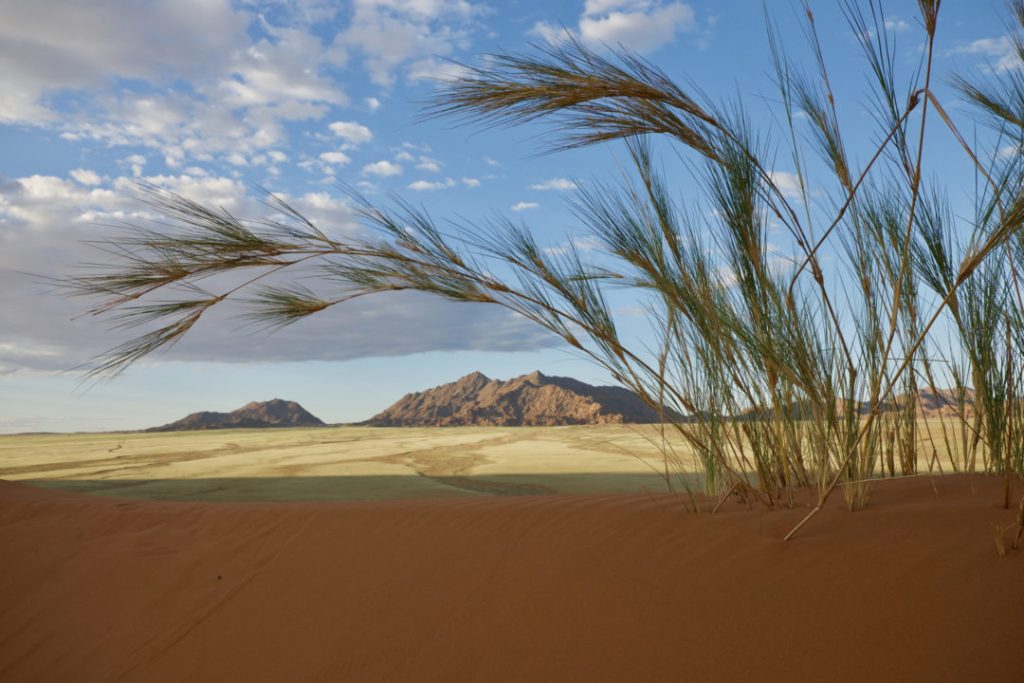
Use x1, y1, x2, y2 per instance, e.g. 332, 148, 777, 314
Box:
0, 420, 985, 501
1, 424, 707, 502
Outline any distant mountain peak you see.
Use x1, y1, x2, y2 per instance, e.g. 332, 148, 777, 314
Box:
148, 399, 325, 432
367, 371, 667, 427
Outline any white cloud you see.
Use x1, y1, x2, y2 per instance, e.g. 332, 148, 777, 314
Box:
533, 1, 697, 54
768, 171, 803, 201
580, 3, 695, 51
216, 23, 347, 111
416, 156, 442, 172
335, 0, 485, 86
884, 17, 909, 32
484, 156, 500, 166
70, 169, 102, 186
530, 178, 577, 191
584, 0, 646, 13
511, 201, 539, 211
365, 96, 381, 111
121, 154, 147, 177
542, 235, 603, 258
329, 120, 374, 145
998, 143, 1023, 160
573, 235, 603, 251
408, 178, 456, 191
532, 21, 574, 45
952, 36, 1022, 73
406, 59, 470, 83
319, 150, 352, 166
362, 160, 403, 177
461, 177, 480, 188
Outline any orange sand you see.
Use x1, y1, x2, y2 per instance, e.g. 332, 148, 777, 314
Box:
1, 474, 1021, 681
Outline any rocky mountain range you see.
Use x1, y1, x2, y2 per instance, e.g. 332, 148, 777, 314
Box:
148, 399, 325, 432
146, 381, 977, 433
366, 371, 669, 426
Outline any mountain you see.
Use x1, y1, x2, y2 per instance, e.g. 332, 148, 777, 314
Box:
366, 371, 670, 426
736, 388, 977, 421
148, 399, 325, 432
905, 388, 975, 417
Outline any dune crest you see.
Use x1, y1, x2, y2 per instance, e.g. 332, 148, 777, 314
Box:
0, 475, 1021, 681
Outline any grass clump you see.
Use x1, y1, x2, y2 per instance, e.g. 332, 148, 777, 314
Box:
61, 1, 1024, 538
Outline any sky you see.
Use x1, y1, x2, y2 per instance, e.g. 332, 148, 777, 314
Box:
0, 0, 1019, 432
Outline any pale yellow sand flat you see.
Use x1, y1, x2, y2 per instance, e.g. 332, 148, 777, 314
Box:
0, 422, 970, 501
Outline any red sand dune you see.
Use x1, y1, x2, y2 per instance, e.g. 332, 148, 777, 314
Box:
1, 475, 1021, 682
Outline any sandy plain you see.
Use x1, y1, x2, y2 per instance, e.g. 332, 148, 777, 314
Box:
0, 425, 694, 501
0, 421, 970, 502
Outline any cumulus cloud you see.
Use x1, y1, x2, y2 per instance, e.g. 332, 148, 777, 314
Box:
533, 1, 697, 54
530, 178, 577, 191
416, 156, 442, 172
119, 154, 147, 177
884, 17, 909, 32
319, 150, 352, 166
405, 58, 470, 83
768, 171, 803, 201
362, 160, 403, 177
364, 96, 381, 111
542, 235, 603, 258
408, 178, 456, 191
329, 120, 374, 145
951, 36, 1022, 73
70, 169, 103, 186
511, 201, 539, 211
334, 0, 486, 86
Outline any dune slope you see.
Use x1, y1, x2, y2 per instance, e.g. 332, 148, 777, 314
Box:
1, 475, 1021, 682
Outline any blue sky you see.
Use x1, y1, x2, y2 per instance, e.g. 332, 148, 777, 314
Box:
0, 0, 1019, 432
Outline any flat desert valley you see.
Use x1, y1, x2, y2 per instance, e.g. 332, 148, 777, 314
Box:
1, 425, 698, 501
0, 421, 986, 502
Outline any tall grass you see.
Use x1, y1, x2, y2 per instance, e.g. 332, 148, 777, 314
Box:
61, 0, 1024, 537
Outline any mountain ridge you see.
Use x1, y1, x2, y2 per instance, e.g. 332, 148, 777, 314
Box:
366, 371, 670, 426
148, 399, 325, 432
